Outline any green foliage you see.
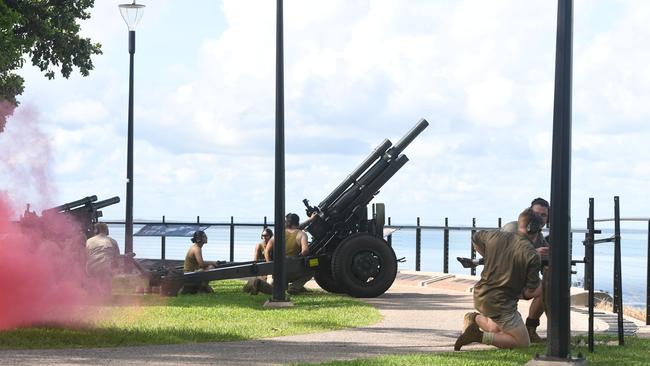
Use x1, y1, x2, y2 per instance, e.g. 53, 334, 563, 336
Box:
0, 0, 102, 105
0, 280, 381, 349
299, 336, 650, 366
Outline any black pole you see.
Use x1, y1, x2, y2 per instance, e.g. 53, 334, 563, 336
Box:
614, 196, 624, 345
471, 218, 476, 276
230, 216, 235, 262
124, 30, 136, 255
443, 217, 449, 273
161, 215, 166, 265
587, 198, 595, 352
272, 0, 287, 302
646, 219, 650, 326
546, 0, 573, 359
415, 217, 421, 271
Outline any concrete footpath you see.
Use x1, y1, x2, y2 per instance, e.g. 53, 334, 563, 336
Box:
1, 271, 648, 365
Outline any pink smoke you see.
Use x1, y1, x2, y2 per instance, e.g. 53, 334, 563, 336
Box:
0, 197, 96, 329
0, 104, 106, 330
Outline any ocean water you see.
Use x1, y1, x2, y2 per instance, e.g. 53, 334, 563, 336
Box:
107, 223, 649, 308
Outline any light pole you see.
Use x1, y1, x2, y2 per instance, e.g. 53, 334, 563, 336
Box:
118, 1, 144, 254
272, 0, 288, 303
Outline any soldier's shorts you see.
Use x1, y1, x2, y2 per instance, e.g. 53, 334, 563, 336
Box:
490, 309, 524, 332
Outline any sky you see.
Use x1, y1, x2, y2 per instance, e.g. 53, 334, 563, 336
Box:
2, 0, 649, 228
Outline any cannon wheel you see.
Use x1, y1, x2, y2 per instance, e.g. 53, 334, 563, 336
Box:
331, 233, 397, 298
314, 264, 347, 294
159, 269, 184, 297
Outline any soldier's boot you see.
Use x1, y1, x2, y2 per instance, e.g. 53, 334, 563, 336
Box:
462, 312, 479, 333
254, 278, 274, 295
526, 318, 544, 343
242, 279, 255, 293
454, 323, 483, 351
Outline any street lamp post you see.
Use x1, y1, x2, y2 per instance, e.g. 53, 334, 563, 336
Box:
118, 1, 144, 254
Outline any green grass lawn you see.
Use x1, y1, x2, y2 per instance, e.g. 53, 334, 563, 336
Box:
297, 336, 650, 366
0, 280, 381, 349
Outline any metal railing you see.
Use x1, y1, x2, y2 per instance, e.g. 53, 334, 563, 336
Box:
103, 211, 650, 328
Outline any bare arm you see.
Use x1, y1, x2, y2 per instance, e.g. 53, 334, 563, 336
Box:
298, 212, 318, 230
253, 241, 263, 260
264, 237, 274, 262
299, 231, 309, 256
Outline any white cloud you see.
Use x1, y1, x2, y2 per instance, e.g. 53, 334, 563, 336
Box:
53, 99, 109, 126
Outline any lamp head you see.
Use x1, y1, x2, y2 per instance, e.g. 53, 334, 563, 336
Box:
119, 1, 145, 31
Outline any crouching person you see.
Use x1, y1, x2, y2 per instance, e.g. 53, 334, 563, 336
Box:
244, 213, 312, 295
86, 222, 120, 299
181, 230, 217, 294
455, 208, 543, 350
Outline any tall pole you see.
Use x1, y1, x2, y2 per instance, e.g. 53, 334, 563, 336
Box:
125, 30, 136, 254
272, 0, 287, 302
547, 0, 573, 359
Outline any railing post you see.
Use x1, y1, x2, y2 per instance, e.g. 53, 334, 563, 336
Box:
443, 217, 449, 273
498, 217, 502, 228
387, 217, 392, 247
230, 216, 235, 262
646, 219, 650, 326
613, 196, 624, 345
583, 228, 590, 291
613, 198, 621, 314
264, 216, 268, 229
471, 218, 476, 276
415, 217, 421, 271
161, 215, 166, 265
587, 197, 595, 352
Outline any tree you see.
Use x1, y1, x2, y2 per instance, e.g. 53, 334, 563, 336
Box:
0, 0, 102, 130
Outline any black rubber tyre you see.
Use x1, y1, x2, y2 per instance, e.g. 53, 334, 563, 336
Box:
314, 263, 347, 294
331, 233, 397, 298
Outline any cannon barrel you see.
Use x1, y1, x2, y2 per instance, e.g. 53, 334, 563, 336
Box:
389, 118, 429, 156
44, 195, 98, 213
318, 139, 392, 211
325, 120, 428, 216
92, 196, 120, 210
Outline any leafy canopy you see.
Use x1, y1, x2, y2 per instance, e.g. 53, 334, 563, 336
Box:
0, 0, 102, 107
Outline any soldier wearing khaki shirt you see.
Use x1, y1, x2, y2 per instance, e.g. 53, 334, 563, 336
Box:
454, 208, 542, 350
86, 222, 120, 298
500, 197, 550, 343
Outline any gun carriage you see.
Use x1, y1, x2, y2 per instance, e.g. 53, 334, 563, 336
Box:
162, 119, 429, 298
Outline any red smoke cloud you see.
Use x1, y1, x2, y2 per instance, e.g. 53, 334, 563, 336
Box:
0, 104, 103, 330
0, 197, 94, 329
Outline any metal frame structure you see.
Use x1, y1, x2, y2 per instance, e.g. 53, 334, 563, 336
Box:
584, 197, 624, 351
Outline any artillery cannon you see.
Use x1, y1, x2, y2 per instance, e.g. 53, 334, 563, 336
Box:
302, 118, 429, 297
21, 195, 121, 239
161, 119, 428, 298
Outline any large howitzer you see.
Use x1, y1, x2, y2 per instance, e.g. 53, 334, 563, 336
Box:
301, 118, 429, 297
39, 195, 121, 238
160, 119, 428, 298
